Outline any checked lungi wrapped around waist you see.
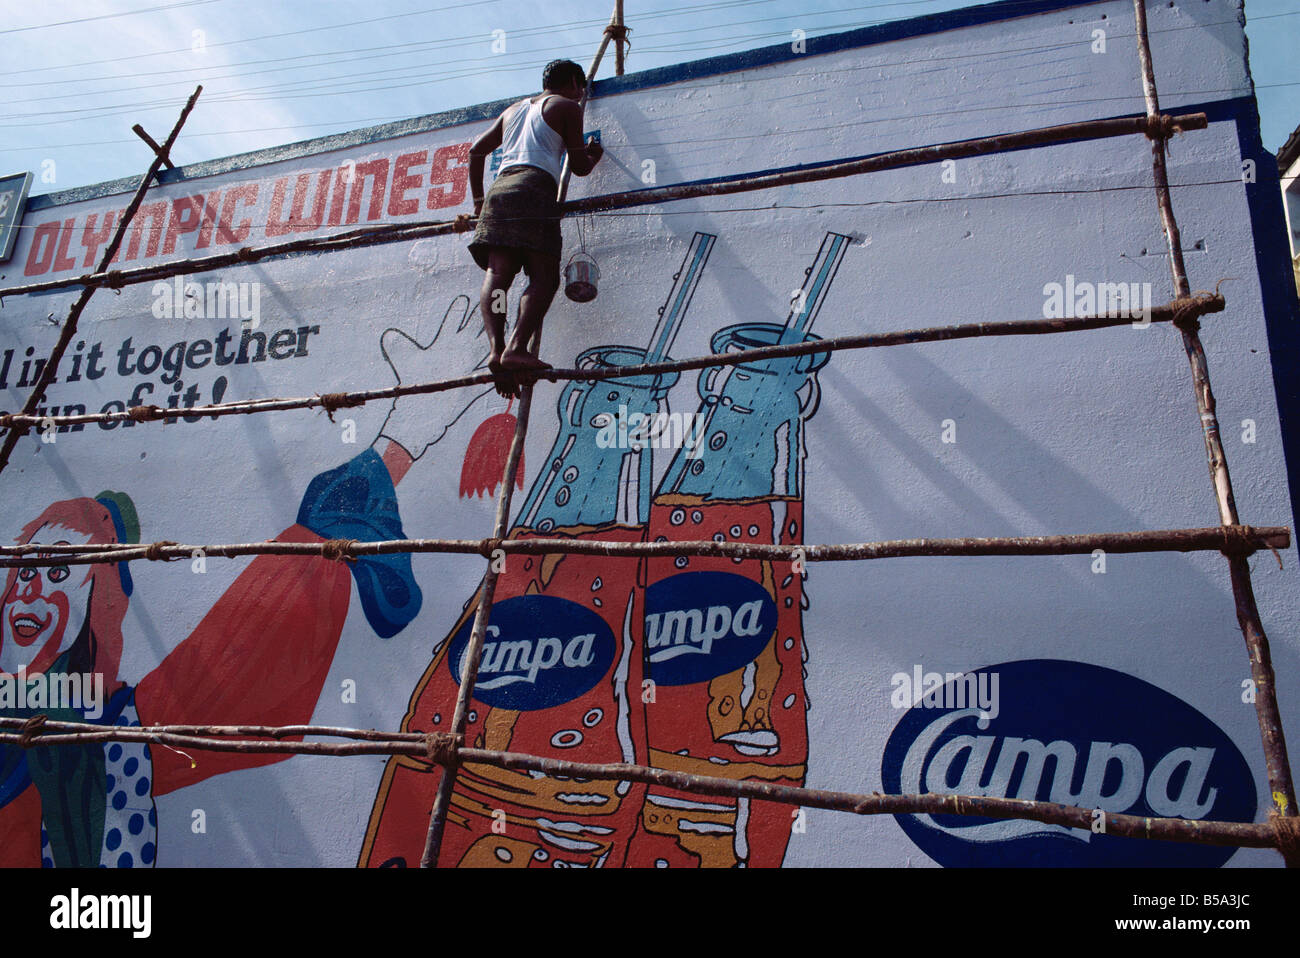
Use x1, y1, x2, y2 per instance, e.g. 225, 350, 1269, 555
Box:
468, 164, 563, 269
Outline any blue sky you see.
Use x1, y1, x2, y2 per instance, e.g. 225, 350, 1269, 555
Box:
1, 0, 1296, 197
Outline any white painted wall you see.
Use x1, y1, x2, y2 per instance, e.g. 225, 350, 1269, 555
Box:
0, 0, 1293, 867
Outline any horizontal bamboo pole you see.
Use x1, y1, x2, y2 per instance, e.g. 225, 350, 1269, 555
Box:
0, 717, 1278, 849
0, 112, 1207, 301
460, 747, 1277, 849
0, 525, 1287, 568
0, 728, 426, 758
0, 219, 468, 299
0, 293, 1225, 432
0, 717, 428, 741
566, 113, 1207, 215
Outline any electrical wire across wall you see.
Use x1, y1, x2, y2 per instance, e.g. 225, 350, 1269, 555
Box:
0, 0, 1296, 868
6, 5, 1291, 137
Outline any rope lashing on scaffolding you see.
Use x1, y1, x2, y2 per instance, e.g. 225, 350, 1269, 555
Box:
18, 715, 47, 748
1171, 298, 1203, 333
603, 22, 630, 46
425, 732, 462, 768
1271, 811, 1300, 863
1215, 524, 1285, 568
320, 539, 359, 563
132, 123, 176, 176
1219, 524, 1262, 555
127, 405, 165, 422
144, 540, 178, 561
1219, 525, 1251, 554
317, 391, 365, 421
1143, 114, 1183, 141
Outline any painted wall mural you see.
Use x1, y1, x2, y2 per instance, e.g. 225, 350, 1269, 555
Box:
364, 233, 845, 867
0, 0, 1296, 867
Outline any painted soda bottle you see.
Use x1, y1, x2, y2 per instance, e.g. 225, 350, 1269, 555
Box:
360, 235, 715, 867
627, 232, 848, 868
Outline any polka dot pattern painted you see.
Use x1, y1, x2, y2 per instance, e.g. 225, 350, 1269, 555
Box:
37, 691, 159, 868
97, 696, 157, 868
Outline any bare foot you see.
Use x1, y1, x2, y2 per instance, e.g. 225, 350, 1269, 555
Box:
488, 358, 519, 398
500, 352, 553, 373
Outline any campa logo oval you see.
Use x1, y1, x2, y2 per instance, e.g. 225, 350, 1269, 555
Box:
447, 596, 616, 711
644, 571, 778, 686
880, 659, 1257, 867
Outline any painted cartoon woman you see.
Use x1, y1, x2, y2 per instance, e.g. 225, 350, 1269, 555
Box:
0, 437, 425, 868
0, 294, 501, 867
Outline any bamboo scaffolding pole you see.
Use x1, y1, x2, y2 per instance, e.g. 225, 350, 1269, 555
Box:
555, 4, 617, 206
0, 718, 1284, 851
613, 0, 626, 76
0, 87, 202, 481
0, 718, 426, 741
1131, 0, 1297, 863
0, 526, 1287, 569
418, 382, 535, 868
565, 113, 1205, 214
0, 219, 473, 298
460, 748, 1280, 849
0, 293, 1226, 433
131, 124, 175, 175
425, 10, 664, 866
0, 112, 1208, 302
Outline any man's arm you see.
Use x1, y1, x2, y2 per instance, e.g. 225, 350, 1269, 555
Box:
468, 113, 507, 214
548, 98, 603, 177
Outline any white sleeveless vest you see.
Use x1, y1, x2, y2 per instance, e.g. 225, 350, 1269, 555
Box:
498, 95, 566, 185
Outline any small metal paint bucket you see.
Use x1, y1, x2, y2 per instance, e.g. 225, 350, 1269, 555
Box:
564, 251, 600, 303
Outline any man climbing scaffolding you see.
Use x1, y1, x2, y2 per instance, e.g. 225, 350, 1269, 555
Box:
455, 59, 604, 396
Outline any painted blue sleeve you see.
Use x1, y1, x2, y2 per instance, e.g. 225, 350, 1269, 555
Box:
296, 448, 422, 639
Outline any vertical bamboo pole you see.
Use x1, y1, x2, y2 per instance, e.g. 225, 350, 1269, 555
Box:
556, 6, 618, 205
1131, 0, 1297, 862
0, 86, 202, 479
419, 387, 534, 866
615, 0, 626, 76
419, 7, 620, 866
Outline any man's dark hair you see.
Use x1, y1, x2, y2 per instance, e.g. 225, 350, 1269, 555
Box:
543, 59, 586, 92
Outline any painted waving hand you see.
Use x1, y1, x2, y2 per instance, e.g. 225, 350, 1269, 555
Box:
377, 295, 495, 460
